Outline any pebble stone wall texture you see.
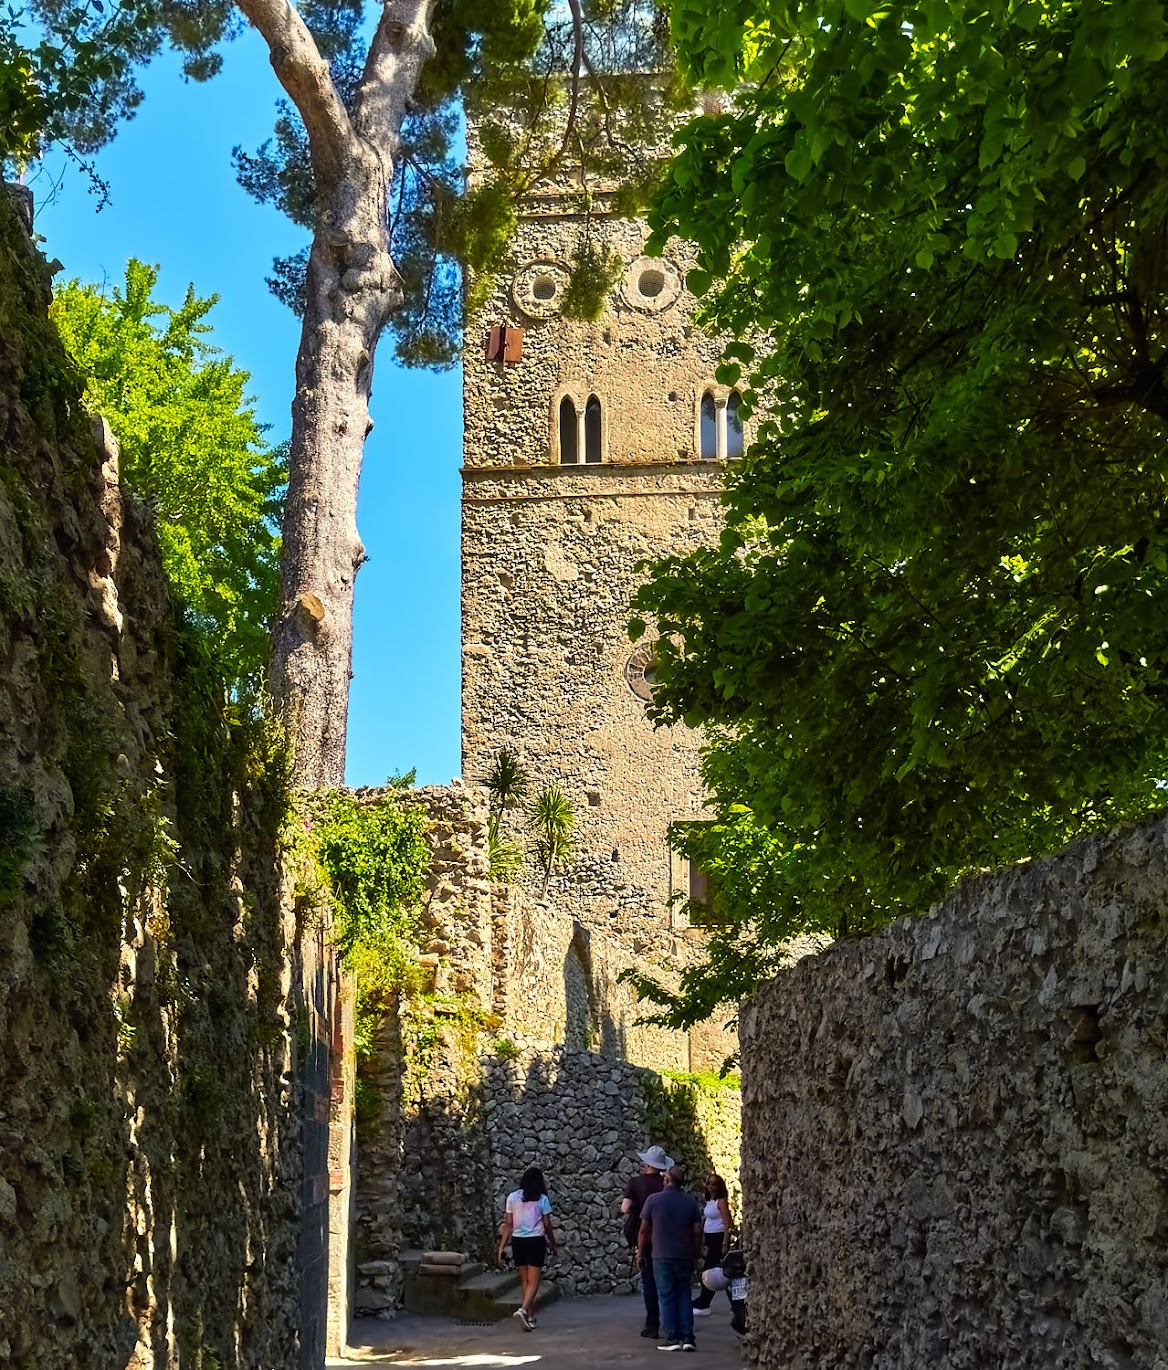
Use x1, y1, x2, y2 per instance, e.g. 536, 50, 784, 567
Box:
0, 197, 320, 1369
462, 139, 743, 1073
352, 785, 743, 1314
483, 1040, 742, 1297
740, 818, 1168, 1370
354, 1024, 742, 1314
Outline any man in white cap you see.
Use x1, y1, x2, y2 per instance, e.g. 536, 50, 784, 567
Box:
621, 1144, 673, 1338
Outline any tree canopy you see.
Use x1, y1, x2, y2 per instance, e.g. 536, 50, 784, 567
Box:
628, 0, 1168, 1022
0, 0, 238, 172
53, 260, 284, 691
233, 0, 679, 364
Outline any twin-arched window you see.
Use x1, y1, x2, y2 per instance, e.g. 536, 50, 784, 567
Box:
699, 389, 745, 460
557, 393, 603, 464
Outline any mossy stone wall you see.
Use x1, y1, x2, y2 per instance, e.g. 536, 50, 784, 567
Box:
0, 194, 316, 1369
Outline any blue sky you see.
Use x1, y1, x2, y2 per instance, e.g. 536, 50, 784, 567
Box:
32, 31, 463, 789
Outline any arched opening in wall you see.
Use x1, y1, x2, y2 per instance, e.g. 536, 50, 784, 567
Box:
559, 395, 579, 464
726, 391, 745, 459
700, 391, 717, 459
584, 394, 603, 464
563, 925, 600, 1050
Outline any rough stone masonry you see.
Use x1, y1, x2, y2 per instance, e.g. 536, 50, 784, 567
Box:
741, 817, 1168, 1370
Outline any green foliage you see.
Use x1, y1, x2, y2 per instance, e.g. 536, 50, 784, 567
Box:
353, 1076, 383, 1136
484, 747, 529, 812
484, 747, 528, 882
490, 1035, 520, 1061
52, 261, 284, 693
0, 782, 42, 901
637, 1071, 727, 1182
529, 784, 575, 891
0, 36, 45, 166
634, 0, 1168, 1021
560, 234, 624, 321
303, 788, 429, 1001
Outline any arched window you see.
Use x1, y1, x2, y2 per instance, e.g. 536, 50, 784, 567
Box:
699, 391, 718, 459
559, 395, 578, 464
726, 390, 744, 458
584, 394, 603, 464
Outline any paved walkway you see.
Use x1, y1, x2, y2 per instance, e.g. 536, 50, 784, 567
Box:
329, 1294, 747, 1367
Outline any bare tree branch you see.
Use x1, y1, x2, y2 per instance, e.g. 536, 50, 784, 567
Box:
235, 0, 353, 189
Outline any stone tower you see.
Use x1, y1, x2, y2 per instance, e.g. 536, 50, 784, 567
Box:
460, 136, 744, 1072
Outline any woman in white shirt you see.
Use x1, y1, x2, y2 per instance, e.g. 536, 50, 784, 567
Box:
692, 1173, 734, 1314
497, 1166, 558, 1330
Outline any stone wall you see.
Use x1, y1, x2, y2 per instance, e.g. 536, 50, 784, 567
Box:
0, 195, 323, 1368
354, 1024, 742, 1312
461, 126, 740, 1075
740, 818, 1168, 1370
482, 1039, 742, 1297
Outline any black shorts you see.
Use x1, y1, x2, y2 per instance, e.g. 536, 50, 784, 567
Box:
511, 1235, 547, 1269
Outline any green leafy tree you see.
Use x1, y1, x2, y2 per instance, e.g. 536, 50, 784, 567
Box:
52, 260, 285, 690
306, 786, 429, 997
629, 0, 1168, 1021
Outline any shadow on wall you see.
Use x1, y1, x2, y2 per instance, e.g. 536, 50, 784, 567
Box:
563, 921, 627, 1058
0, 190, 309, 1370
353, 1011, 742, 1309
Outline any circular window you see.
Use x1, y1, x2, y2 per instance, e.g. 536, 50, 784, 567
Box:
625, 642, 660, 701
638, 269, 665, 299
621, 256, 682, 313
512, 260, 572, 320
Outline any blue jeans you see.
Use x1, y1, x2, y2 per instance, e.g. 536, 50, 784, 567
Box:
653, 1257, 695, 1343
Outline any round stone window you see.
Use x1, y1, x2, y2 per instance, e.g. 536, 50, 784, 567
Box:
625, 642, 660, 701
512, 260, 572, 320
621, 256, 682, 313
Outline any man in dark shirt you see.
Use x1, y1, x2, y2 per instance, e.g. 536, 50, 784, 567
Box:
638, 1166, 702, 1352
621, 1144, 672, 1337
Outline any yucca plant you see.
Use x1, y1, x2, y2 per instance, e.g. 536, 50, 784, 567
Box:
483, 749, 529, 883
530, 785, 575, 893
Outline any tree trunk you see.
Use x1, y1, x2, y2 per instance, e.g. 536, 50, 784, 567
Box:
271, 160, 399, 788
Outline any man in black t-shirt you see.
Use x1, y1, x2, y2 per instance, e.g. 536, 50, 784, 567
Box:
621, 1144, 672, 1338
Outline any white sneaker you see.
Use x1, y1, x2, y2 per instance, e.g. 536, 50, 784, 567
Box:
514, 1309, 533, 1332
657, 1342, 683, 1352
692, 1307, 712, 1317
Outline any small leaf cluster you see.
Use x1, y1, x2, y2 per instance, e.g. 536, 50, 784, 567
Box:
302, 787, 430, 1004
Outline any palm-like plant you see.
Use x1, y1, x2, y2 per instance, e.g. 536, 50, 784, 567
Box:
484, 749, 529, 814
530, 785, 575, 893
483, 749, 529, 882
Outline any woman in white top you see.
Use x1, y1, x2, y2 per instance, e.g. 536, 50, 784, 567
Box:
497, 1166, 557, 1330
692, 1172, 734, 1313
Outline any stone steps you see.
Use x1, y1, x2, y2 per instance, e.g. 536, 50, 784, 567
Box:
401, 1250, 559, 1322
